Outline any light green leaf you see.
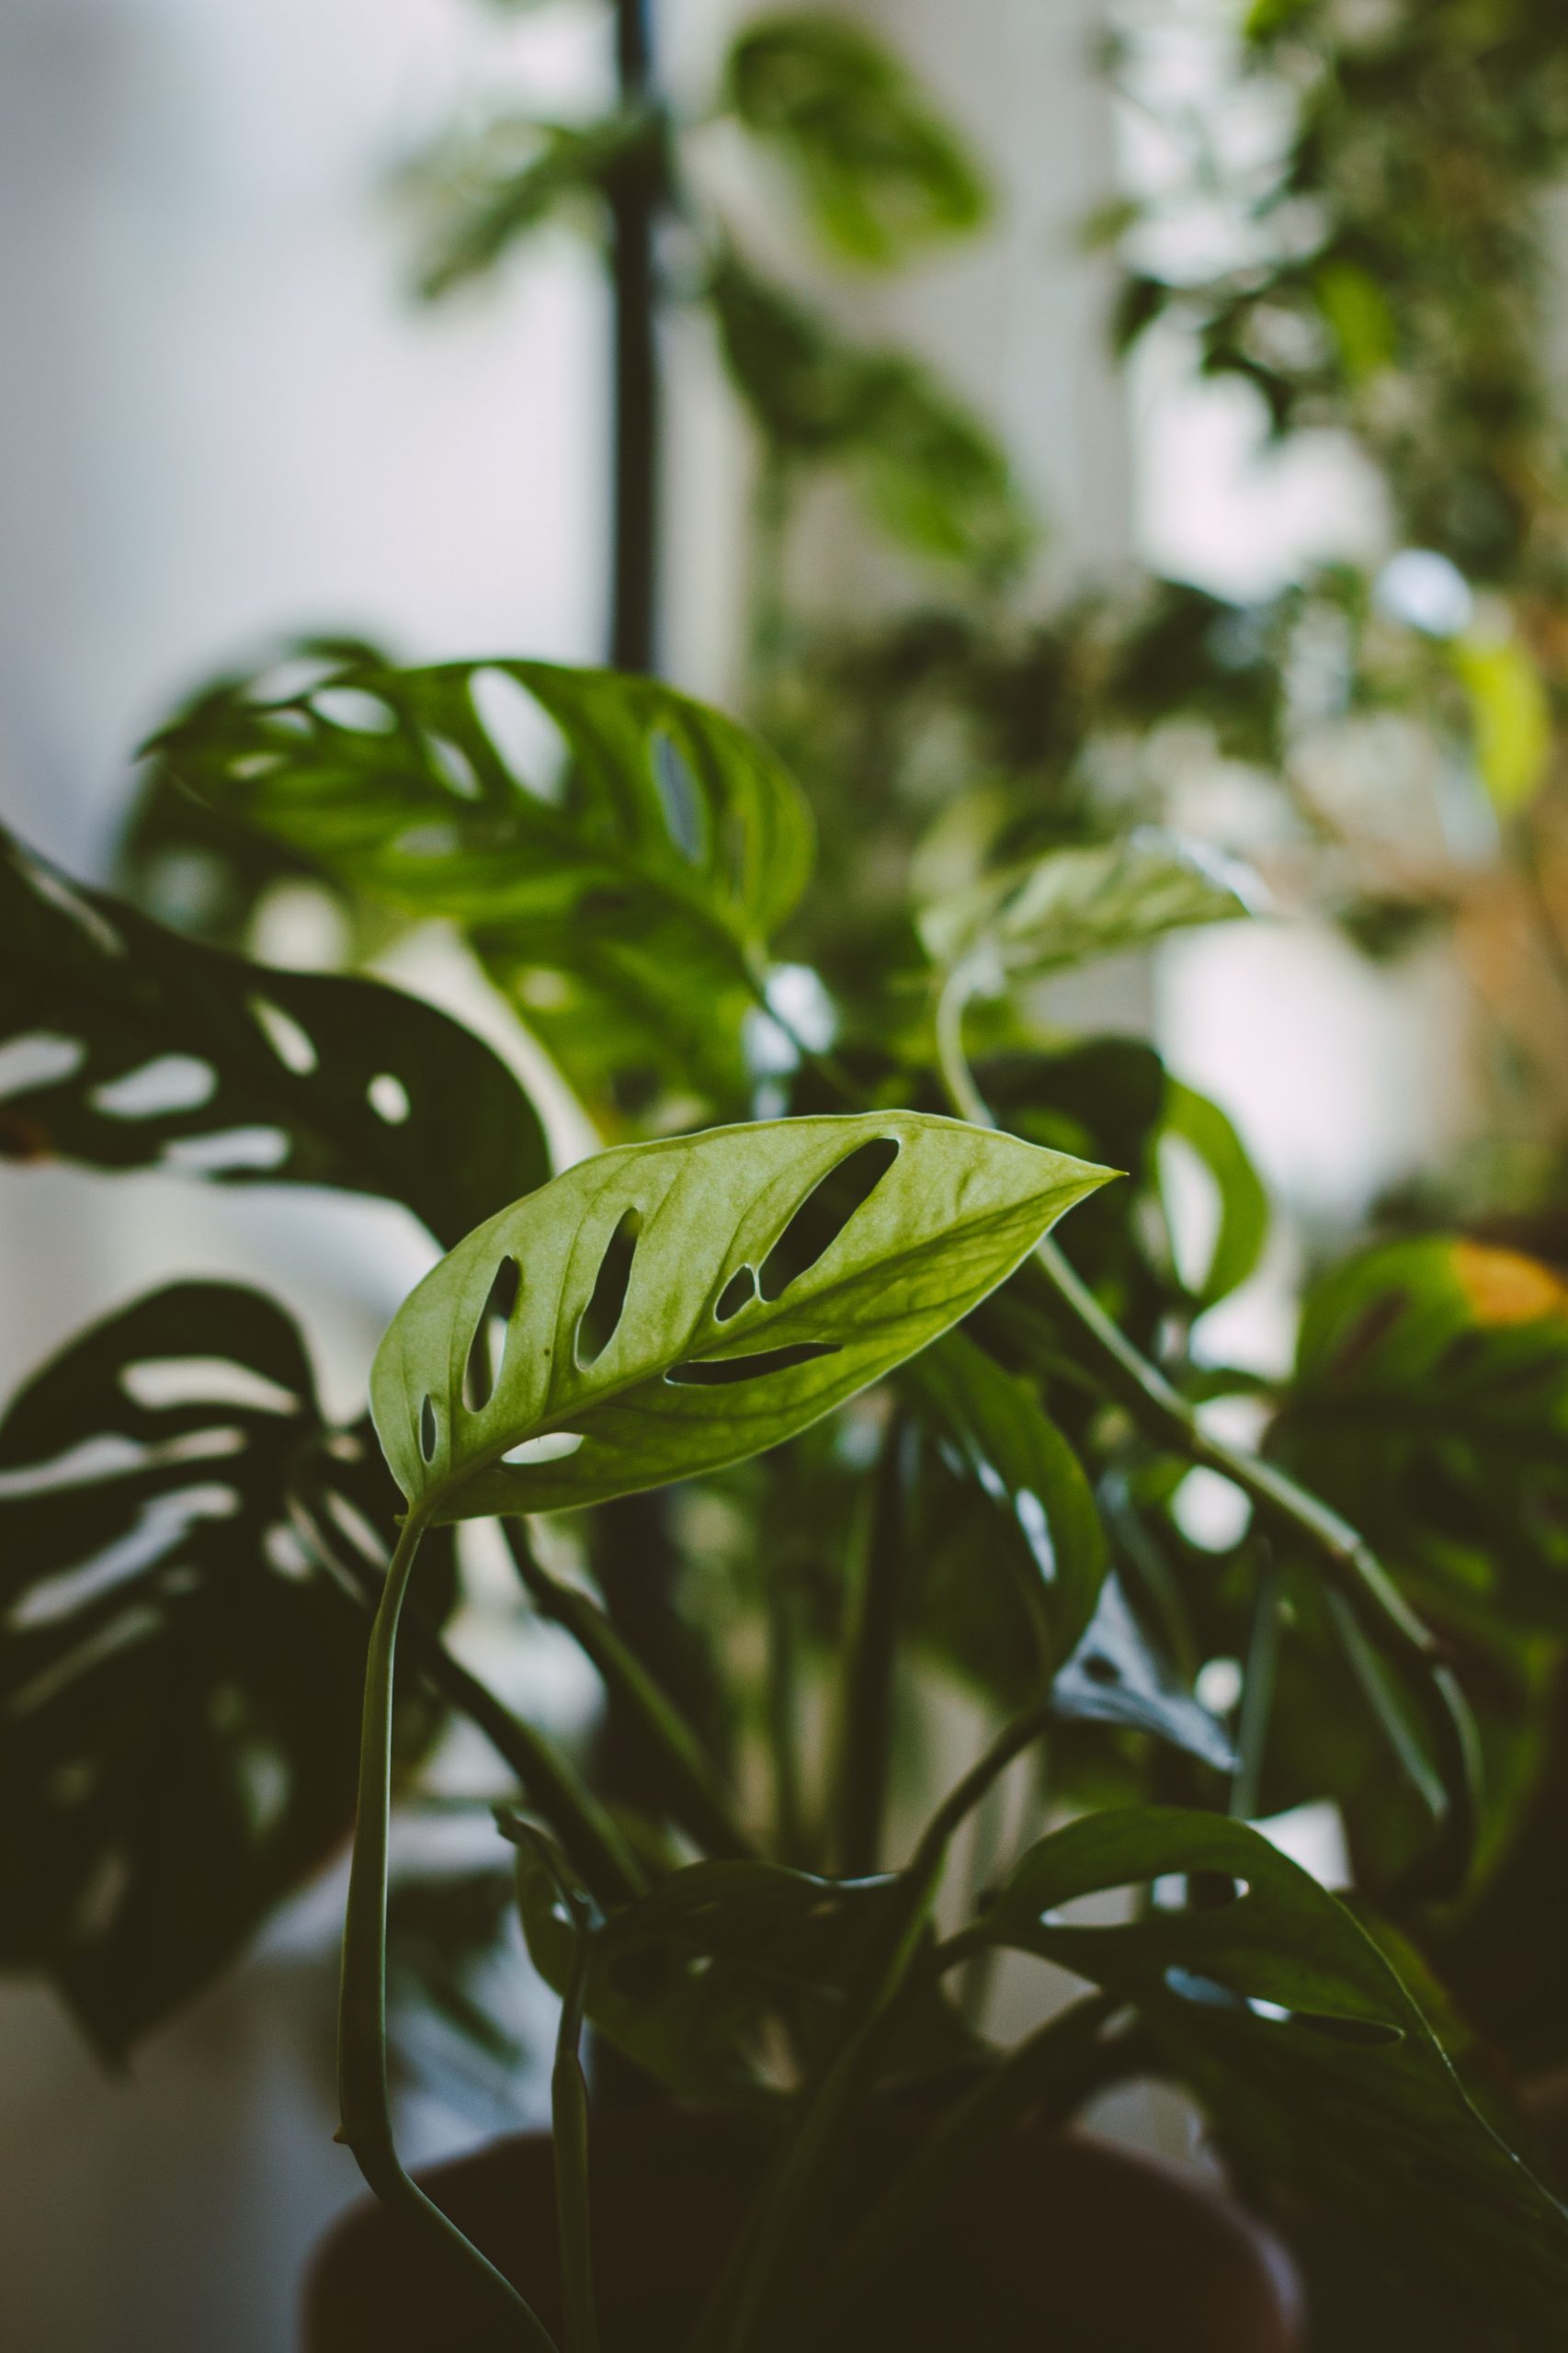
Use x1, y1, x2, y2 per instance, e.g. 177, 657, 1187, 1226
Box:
920, 828, 1260, 983
1450, 633, 1551, 814
143, 653, 815, 1105
898, 1330, 1107, 1670
964, 1806, 1568, 2336
0, 824, 546, 1248
371, 1112, 1110, 1523
723, 12, 987, 268
412, 110, 661, 300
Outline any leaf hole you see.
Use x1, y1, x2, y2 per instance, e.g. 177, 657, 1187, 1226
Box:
310, 687, 396, 733
162, 1126, 290, 1173
249, 997, 318, 1074
368, 1073, 411, 1124
502, 1431, 585, 1467
650, 730, 707, 863
427, 733, 482, 801
465, 1256, 521, 1411
0, 1032, 84, 1097
1162, 1967, 1400, 2043
120, 1358, 300, 1415
666, 1342, 841, 1387
1041, 1876, 1243, 1928
715, 1267, 757, 1323
470, 669, 568, 802
758, 1137, 902, 1303
420, 1396, 437, 1461
576, 1209, 642, 1368
91, 1054, 216, 1118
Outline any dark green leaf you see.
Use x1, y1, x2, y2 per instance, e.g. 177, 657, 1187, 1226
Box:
966, 1806, 1568, 2336
371, 1112, 1110, 1522
707, 251, 1030, 575
898, 1330, 1108, 1670
0, 1281, 450, 2057
1159, 1078, 1269, 1309
1276, 1235, 1568, 1635
143, 653, 814, 1107
0, 824, 546, 1248
724, 12, 987, 267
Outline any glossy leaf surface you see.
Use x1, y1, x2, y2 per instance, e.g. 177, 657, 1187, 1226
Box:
1277, 1234, 1568, 1634
0, 1282, 449, 2057
724, 13, 987, 267
144, 654, 815, 1103
373, 1112, 1109, 1522
920, 827, 1258, 982
968, 1806, 1568, 2334
0, 824, 545, 1247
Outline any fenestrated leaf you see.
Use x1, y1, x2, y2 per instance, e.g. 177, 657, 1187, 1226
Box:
723, 12, 987, 268
1276, 1234, 1568, 1636
898, 1330, 1107, 1671
963, 1806, 1568, 2336
1050, 1577, 1237, 1773
511, 1838, 970, 2106
919, 828, 1260, 982
707, 250, 1029, 576
143, 653, 814, 1105
0, 1281, 452, 2058
0, 824, 546, 1248
372, 1112, 1110, 1524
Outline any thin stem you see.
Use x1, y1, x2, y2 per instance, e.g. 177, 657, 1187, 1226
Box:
1229, 1546, 1282, 1823
609, 0, 658, 671
835, 1414, 916, 1875
766, 1569, 808, 1866
546, 1881, 600, 2353
504, 1521, 755, 1861
303, 1500, 644, 1908
337, 1510, 559, 2350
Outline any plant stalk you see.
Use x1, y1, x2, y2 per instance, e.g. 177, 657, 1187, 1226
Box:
609, 0, 658, 671
835, 1413, 916, 1875
336, 1509, 560, 2349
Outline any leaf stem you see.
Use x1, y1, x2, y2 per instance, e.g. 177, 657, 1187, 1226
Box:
835, 1414, 917, 1875
336, 1507, 560, 2350
503, 1520, 755, 1862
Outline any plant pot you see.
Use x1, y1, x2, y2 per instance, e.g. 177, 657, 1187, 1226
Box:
303, 2109, 1301, 2350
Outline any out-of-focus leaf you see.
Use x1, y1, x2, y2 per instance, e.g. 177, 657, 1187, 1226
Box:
1159, 1078, 1269, 1309
413, 110, 662, 299
0, 1282, 451, 2058
964, 1806, 1568, 2336
0, 824, 546, 1249
899, 1330, 1107, 1671
1450, 633, 1552, 813
512, 1839, 971, 2104
920, 827, 1260, 981
1276, 1234, 1568, 1636
723, 12, 986, 267
1051, 1577, 1236, 1772
144, 652, 814, 1108
372, 1111, 1109, 1522
707, 251, 1030, 575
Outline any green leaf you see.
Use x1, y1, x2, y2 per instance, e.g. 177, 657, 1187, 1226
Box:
0, 1282, 450, 2058
706, 251, 1030, 575
143, 653, 814, 1106
898, 1330, 1107, 1670
965, 1806, 1568, 2336
0, 824, 546, 1249
1276, 1234, 1568, 1636
1450, 632, 1552, 814
723, 12, 987, 268
372, 1111, 1111, 1523
920, 828, 1260, 982
412, 110, 663, 299
1158, 1078, 1269, 1309
1051, 1577, 1238, 1772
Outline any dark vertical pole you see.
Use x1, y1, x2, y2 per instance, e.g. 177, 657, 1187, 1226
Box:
609, 0, 659, 673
